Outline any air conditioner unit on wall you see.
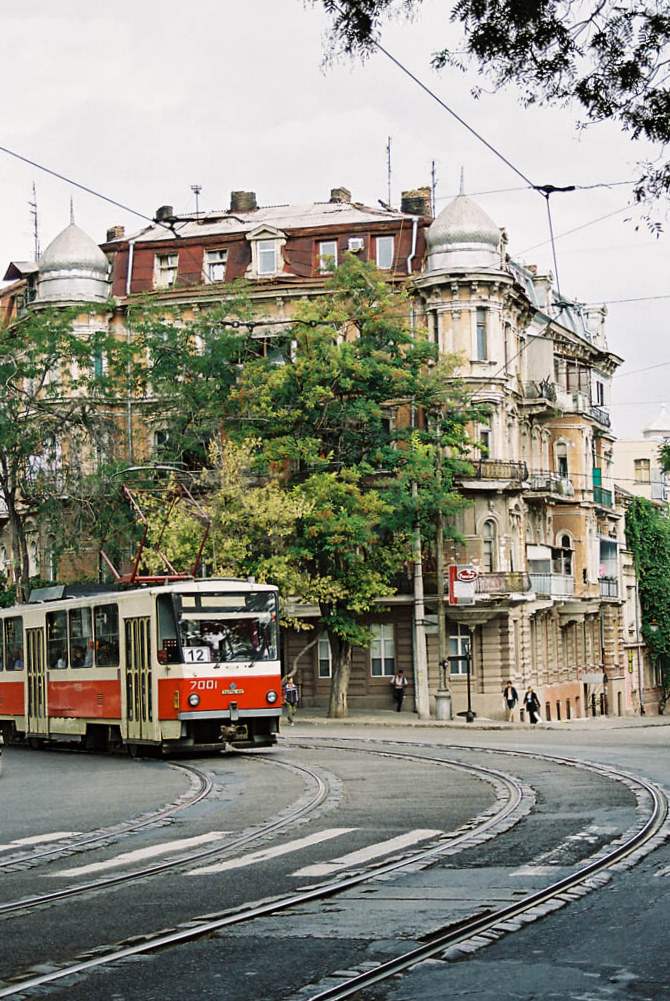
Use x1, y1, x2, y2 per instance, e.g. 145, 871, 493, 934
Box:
348, 237, 365, 252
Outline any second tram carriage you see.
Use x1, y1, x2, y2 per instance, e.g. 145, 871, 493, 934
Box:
0, 578, 282, 752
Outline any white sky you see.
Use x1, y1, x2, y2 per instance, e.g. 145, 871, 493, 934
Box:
1, 0, 668, 439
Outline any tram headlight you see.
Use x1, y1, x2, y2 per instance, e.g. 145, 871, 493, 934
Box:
266, 689, 278, 704
187, 693, 201, 708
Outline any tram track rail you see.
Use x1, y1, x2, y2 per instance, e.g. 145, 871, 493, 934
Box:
0, 741, 666, 1000
0, 755, 332, 919
0, 761, 212, 871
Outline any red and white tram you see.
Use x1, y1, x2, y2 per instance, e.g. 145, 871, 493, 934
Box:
0, 578, 282, 752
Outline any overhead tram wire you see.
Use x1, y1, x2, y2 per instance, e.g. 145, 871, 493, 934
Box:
0, 142, 175, 237
366, 35, 628, 301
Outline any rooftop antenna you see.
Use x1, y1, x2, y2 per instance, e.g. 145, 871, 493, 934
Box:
430, 160, 437, 216
191, 184, 202, 219
386, 136, 392, 207
28, 182, 40, 261
69, 194, 75, 225
459, 166, 465, 195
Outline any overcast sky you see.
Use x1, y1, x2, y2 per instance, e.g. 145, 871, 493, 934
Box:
1, 0, 668, 439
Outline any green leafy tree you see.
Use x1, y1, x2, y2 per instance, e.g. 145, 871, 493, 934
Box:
315, 0, 670, 210
625, 496, 670, 706
0, 304, 124, 601
228, 255, 478, 716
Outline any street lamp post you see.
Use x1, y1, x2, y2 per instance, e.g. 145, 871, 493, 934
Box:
448, 638, 475, 723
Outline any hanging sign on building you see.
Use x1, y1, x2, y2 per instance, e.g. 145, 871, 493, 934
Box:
448, 564, 478, 605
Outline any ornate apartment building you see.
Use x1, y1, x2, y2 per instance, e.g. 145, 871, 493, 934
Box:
0, 181, 645, 719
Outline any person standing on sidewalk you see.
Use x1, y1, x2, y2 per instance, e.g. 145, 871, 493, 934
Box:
283, 675, 299, 725
503, 681, 519, 722
390, 669, 408, 712
523, 687, 542, 724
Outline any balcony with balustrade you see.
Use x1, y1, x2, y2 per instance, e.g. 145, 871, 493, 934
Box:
529, 572, 575, 597
458, 459, 528, 489
525, 470, 575, 499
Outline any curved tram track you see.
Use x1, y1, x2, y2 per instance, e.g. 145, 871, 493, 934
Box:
0, 739, 666, 1000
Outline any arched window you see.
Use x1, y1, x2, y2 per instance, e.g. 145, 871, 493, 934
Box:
557, 533, 573, 576
482, 520, 496, 573
555, 441, 568, 477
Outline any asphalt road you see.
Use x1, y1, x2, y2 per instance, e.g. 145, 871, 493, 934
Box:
1, 714, 669, 1000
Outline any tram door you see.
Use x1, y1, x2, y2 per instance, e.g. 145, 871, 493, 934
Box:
26, 627, 47, 736
124, 617, 153, 742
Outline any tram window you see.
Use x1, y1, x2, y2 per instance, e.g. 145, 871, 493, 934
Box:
69, 607, 93, 668
4, 616, 23, 670
93, 603, 119, 666
157, 594, 180, 663
46, 611, 68, 669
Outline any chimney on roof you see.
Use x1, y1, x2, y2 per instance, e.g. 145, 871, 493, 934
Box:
106, 225, 125, 242
330, 186, 351, 204
155, 205, 174, 223
400, 188, 432, 217
230, 191, 257, 212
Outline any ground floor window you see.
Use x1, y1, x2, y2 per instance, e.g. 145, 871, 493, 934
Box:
370, 624, 395, 676
318, 636, 332, 678
448, 621, 471, 674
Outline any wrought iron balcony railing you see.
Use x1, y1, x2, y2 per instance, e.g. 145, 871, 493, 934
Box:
460, 459, 528, 483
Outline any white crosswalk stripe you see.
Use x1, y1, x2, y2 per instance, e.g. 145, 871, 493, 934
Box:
52, 832, 230, 877
292, 829, 443, 877
189, 828, 356, 875
0, 832, 81, 853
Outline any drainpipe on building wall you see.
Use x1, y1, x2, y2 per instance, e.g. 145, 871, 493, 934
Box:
125, 239, 137, 463
406, 217, 418, 275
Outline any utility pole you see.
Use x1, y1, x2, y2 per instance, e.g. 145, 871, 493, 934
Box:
434, 411, 452, 719
412, 481, 430, 718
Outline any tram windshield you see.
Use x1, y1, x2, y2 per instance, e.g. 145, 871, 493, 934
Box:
158, 590, 279, 664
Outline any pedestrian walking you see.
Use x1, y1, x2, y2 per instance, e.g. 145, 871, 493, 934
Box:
283, 675, 299, 725
503, 681, 519, 722
390, 669, 408, 712
523, 687, 542, 724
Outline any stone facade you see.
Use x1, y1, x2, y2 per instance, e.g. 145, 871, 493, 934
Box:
0, 182, 644, 719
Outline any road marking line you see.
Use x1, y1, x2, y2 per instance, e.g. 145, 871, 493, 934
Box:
52, 832, 230, 877
0, 832, 81, 853
189, 828, 356, 875
292, 829, 443, 877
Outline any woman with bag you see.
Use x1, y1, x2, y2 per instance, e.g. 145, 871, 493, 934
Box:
523, 687, 542, 724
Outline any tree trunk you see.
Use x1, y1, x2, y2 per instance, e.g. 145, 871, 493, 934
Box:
327, 631, 353, 718
5, 491, 30, 604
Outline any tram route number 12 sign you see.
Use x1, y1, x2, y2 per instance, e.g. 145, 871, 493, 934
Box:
448, 565, 478, 605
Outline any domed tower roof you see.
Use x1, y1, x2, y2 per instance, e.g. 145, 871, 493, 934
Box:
37, 220, 110, 304
643, 404, 670, 440
425, 172, 502, 272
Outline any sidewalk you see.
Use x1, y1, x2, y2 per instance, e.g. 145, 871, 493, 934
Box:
282, 706, 670, 731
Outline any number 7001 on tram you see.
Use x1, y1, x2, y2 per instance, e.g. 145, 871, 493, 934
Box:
0, 578, 282, 753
